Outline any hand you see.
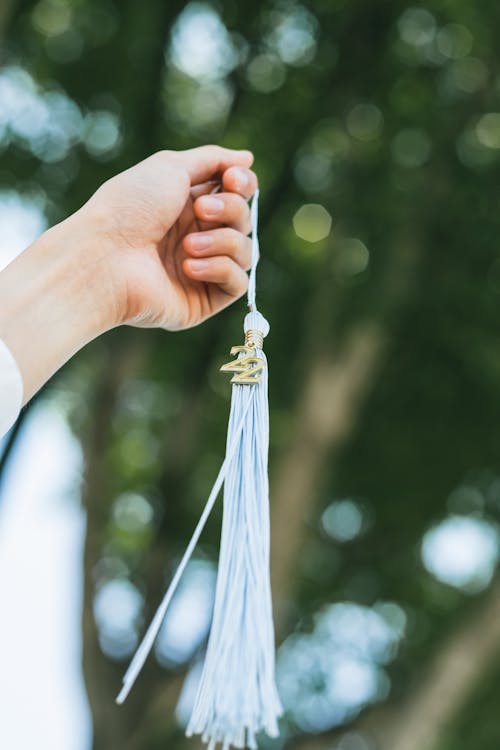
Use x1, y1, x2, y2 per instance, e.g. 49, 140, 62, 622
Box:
78, 146, 258, 330
0, 145, 258, 402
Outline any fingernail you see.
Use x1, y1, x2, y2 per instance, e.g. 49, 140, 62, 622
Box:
189, 234, 213, 252
233, 168, 249, 189
199, 196, 224, 217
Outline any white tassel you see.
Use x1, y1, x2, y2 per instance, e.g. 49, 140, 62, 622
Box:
186, 309, 282, 747
116, 189, 283, 748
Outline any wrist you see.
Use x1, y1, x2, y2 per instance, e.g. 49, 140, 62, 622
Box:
55, 209, 125, 329
0, 214, 119, 402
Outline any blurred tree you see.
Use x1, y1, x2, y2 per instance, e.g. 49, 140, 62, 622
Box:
3, 1, 500, 749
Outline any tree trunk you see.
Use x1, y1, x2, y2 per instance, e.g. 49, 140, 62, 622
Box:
0, 0, 15, 40
80, 340, 149, 749
374, 582, 500, 750
271, 324, 386, 617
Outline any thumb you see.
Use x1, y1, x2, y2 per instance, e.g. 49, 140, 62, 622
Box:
174, 145, 254, 184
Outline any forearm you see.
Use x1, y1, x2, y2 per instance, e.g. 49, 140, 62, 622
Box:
0, 213, 116, 403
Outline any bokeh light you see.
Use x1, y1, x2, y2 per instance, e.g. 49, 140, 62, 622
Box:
346, 103, 383, 142
83, 110, 122, 160
277, 602, 404, 731
391, 128, 431, 168
436, 24, 473, 60
246, 54, 286, 93
321, 499, 367, 542
293, 203, 332, 243
442, 57, 487, 96
333, 238, 370, 279
169, 2, 239, 81
265, 4, 318, 67
475, 113, 500, 150
398, 8, 436, 48
421, 516, 499, 593
155, 559, 216, 666
294, 152, 334, 193
163, 3, 239, 134
94, 579, 143, 659
112, 492, 154, 534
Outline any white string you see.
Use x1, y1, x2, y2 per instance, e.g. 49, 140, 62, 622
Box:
247, 188, 260, 313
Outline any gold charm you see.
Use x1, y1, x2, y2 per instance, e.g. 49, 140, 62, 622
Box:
220, 330, 266, 384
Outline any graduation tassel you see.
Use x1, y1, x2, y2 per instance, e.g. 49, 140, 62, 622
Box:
116, 188, 283, 749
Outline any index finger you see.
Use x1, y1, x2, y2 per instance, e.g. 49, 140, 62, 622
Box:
174, 145, 254, 184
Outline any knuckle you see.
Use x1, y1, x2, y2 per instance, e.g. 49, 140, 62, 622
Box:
155, 149, 173, 162
230, 195, 249, 219
155, 152, 189, 188
233, 193, 248, 209
227, 228, 242, 253
198, 144, 221, 160
222, 257, 234, 280
215, 256, 230, 280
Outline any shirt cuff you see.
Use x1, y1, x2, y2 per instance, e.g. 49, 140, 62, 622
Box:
0, 338, 24, 438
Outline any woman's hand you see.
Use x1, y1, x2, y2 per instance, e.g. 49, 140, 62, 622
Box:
0, 145, 258, 402
78, 145, 258, 330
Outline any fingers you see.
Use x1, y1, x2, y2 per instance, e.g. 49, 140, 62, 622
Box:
183, 228, 252, 270
222, 166, 258, 200
189, 180, 221, 200
173, 145, 254, 184
190, 167, 257, 200
193, 192, 251, 234
182, 255, 249, 299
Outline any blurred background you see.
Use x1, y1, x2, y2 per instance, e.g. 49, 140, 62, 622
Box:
2, 1, 500, 749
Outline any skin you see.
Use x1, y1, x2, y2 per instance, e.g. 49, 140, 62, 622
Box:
0, 145, 259, 403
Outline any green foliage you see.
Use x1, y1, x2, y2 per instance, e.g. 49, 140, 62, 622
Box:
4, 0, 500, 748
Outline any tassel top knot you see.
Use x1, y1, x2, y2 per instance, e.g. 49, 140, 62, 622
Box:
244, 311, 270, 342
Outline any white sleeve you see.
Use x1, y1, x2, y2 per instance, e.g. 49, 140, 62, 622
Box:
0, 339, 24, 438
